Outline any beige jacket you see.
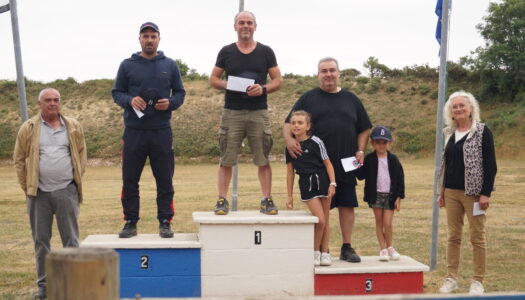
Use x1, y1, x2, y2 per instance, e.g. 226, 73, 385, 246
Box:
13, 114, 87, 202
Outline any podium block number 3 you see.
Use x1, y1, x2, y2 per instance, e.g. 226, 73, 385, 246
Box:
141, 255, 149, 269
365, 278, 373, 293
254, 230, 262, 245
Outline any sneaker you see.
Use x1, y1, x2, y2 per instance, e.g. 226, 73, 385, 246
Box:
320, 252, 332, 266
260, 197, 278, 215
469, 280, 484, 295
439, 277, 458, 294
159, 219, 174, 238
118, 220, 137, 238
379, 249, 390, 261
387, 246, 401, 260
314, 251, 321, 266
340, 244, 361, 263
214, 197, 229, 215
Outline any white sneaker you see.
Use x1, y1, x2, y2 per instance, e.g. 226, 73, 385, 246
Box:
439, 277, 458, 293
469, 280, 484, 295
320, 252, 332, 266
379, 249, 389, 261
387, 246, 401, 260
314, 251, 321, 266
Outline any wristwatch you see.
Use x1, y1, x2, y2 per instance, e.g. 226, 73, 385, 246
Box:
329, 182, 337, 187
262, 85, 267, 95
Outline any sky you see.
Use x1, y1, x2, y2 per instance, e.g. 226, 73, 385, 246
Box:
0, 0, 497, 83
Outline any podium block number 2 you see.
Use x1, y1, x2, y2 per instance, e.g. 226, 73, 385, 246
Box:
141, 255, 149, 269
254, 230, 262, 245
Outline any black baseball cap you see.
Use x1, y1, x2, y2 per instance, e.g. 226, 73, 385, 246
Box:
370, 125, 392, 141
140, 22, 159, 33
139, 88, 161, 117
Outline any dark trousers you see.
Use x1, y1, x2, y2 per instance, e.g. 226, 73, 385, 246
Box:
121, 127, 175, 222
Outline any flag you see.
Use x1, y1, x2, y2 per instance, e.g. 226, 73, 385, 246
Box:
435, 0, 443, 45
0, 3, 10, 14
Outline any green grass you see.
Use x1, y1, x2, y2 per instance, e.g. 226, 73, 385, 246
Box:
1, 158, 524, 298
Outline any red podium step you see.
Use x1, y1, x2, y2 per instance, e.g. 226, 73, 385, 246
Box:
314, 256, 429, 295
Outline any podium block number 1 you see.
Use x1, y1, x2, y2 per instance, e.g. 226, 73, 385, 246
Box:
254, 230, 262, 245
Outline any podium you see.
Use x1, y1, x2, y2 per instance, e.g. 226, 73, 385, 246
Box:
81, 210, 429, 298
81, 233, 201, 298
193, 210, 318, 297
314, 256, 430, 295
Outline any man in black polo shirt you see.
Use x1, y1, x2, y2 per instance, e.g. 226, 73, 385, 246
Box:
284, 57, 372, 263
210, 11, 283, 215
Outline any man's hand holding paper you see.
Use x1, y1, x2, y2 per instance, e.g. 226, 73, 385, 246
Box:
226, 75, 255, 93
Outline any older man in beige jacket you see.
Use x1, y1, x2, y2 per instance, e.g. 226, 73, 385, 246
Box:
13, 87, 87, 300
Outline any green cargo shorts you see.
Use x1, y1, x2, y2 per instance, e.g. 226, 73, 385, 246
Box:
218, 109, 273, 166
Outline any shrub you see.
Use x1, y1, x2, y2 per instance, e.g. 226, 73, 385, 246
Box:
418, 84, 431, 95
356, 77, 369, 84
385, 83, 399, 93
365, 78, 381, 94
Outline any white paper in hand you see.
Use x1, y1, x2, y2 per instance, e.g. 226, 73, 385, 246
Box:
473, 202, 486, 216
226, 75, 255, 92
133, 107, 144, 118
341, 156, 361, 172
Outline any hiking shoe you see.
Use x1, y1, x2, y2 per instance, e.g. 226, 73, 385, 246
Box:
118, 220, 137, 238
439, 277, 458, 293
387, 246, 401, 260
340, 244, 361, 263
214, 197, 229, 215
320, 252, 332, 266
260, 197, 278, 215
469, 280, 484, 295
379, 249, 390, 261
314, 251, 321, 266
159, 219, 174, 238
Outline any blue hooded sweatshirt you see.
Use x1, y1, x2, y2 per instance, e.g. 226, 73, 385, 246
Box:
112, 51, 186, 129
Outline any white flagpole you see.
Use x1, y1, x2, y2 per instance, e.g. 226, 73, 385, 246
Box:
9, 0, 28, 122
430, 0, 451, 270
232, 0, 245, 211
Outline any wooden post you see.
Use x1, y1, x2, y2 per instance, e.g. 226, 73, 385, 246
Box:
46, 247, 119, 300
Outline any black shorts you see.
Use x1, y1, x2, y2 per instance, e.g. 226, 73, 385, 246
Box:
330, 183, 358, 209
298, 170, 329, 202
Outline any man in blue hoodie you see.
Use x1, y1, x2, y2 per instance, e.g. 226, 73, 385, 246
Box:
112, 22, 185, 238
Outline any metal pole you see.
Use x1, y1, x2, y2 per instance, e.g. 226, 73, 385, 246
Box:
430, 0, 450, 270
9, 0, 28, 122
232, 0, 245, 211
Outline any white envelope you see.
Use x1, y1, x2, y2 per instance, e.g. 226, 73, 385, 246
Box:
341, 156, 361, 172
473, 202, 486, 216
226, 75, 255, 92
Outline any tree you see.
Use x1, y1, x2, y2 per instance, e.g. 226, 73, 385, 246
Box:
469, 0, 525, 101
363, 56, 390, 78
175, 59, 189, 77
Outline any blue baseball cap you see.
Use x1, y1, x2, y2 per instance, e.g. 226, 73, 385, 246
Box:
370, 125, 392, 141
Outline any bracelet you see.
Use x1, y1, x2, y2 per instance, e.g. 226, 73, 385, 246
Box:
329, 182, 337, 187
